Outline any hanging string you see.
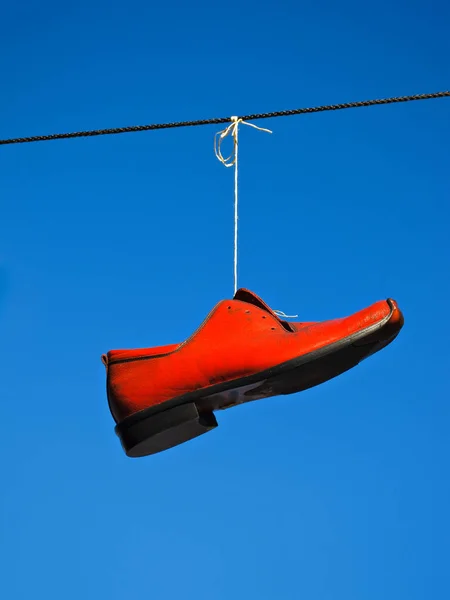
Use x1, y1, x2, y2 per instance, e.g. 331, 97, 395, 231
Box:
214, 117, 272, 296
214, 118, 298, 318
273, 309, 299, 319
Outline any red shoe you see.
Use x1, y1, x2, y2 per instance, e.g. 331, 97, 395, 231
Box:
102, 289, 404, 457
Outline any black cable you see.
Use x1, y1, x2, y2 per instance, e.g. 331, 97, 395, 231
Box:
0, 91, 448, 146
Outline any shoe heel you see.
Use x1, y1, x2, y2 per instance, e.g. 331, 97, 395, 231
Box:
115, 403, 218, 458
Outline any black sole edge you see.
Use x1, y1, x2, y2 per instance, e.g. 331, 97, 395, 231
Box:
122, 403, 218, 458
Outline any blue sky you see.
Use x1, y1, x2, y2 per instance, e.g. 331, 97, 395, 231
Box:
1, 1, 449, 599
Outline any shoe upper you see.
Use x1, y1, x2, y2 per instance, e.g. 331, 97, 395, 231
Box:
103, 289, 403, 423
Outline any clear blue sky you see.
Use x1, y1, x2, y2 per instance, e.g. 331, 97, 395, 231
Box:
1, 1, 448, 599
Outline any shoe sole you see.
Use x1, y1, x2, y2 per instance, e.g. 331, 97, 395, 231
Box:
115, 299, 403, 458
